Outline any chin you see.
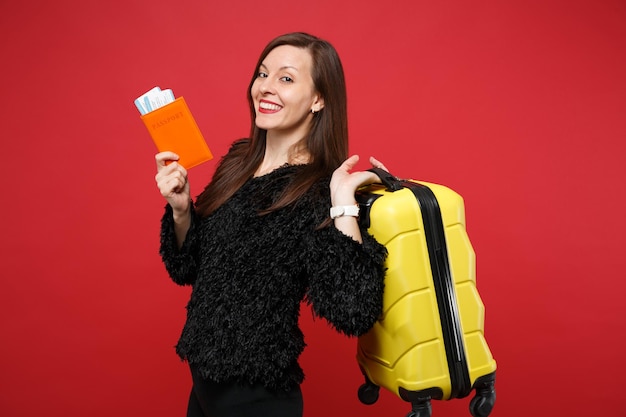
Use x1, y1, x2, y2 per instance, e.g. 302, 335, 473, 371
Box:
255, 121, 273, 131
255, 117, 278, 132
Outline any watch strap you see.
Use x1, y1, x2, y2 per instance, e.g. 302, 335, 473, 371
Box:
330, 204, 360, 219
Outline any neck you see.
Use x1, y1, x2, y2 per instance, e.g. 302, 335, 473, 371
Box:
255, 131, 310, 177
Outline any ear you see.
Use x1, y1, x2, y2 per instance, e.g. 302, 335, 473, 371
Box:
311, 94, 325, 113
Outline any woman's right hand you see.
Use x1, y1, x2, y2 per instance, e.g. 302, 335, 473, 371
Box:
155, 151, 190, 216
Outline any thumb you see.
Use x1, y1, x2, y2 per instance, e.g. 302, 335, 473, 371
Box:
156, 151, 180, 169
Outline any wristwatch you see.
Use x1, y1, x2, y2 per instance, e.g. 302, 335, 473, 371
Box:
330, 204, 360, 219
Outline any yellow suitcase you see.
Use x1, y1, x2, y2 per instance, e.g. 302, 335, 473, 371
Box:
355, 169, 497, 417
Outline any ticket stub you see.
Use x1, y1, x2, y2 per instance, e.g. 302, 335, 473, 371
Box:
134, 87, 175, 115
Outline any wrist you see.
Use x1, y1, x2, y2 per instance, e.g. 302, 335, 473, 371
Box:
330, 204, 360, 219
172, 203, 191, 223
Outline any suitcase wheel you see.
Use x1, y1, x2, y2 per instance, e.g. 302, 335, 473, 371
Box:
469, 389, 496, 417
357, 382, 380, 405
469, 373, 496, 417
406, 400, 432, 417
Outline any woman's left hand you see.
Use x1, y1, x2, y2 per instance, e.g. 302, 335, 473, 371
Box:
330, 155, 389, 206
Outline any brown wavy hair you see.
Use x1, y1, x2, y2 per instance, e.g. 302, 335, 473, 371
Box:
195, 32, 348, 217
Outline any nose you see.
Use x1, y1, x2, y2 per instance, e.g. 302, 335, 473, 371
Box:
258, 77, 274, 94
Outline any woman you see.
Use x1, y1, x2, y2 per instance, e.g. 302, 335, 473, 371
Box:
155, 32, 388, 417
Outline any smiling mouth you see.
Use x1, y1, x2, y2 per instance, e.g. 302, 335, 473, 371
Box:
259, 101, 282, 113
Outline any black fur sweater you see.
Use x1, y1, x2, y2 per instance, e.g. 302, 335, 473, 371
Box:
159, 164, 387, 392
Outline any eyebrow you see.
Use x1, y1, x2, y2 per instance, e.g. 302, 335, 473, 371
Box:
259, 63, 300, 72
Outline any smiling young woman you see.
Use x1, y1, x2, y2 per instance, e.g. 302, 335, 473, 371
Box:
250, 44, 324, 153
154, 32, 390, 417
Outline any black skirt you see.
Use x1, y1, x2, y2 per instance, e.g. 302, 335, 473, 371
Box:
187, 366, 303, 417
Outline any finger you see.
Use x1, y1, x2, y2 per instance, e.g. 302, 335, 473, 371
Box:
155, 151, 180, 169
156, 167, 188, 191
340, 154, 360, 171
369, 156, 389, 172
155, 164, 176, 183
156, 161, 188, 183
162, 175, 187, 197
169, 175, 187, 193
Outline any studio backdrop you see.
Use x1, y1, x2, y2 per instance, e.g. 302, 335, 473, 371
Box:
1, 0, 625, 416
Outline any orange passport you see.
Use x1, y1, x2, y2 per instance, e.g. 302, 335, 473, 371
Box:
140, 97, 213, 169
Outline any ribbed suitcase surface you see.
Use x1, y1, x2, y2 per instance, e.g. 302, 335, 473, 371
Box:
355, 170, 496, 417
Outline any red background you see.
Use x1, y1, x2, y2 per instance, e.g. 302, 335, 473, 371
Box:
1, 1, 625, 416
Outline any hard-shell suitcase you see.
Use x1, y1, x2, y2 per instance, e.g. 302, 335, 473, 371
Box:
355, 169, 497, 417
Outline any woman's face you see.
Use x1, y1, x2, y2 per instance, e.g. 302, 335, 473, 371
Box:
251, 45, 324, 139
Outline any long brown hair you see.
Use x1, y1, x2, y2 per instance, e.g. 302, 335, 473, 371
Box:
195, 32, 348, 217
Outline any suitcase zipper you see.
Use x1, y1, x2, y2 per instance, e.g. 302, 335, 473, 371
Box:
404, 181, 472, 399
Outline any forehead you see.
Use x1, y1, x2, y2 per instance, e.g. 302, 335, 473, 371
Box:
261, 45, 313, 72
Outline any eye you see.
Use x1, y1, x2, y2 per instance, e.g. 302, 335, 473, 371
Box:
257, 71, 268, 78
280, 76, 293, 83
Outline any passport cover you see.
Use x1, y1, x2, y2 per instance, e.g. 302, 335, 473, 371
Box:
141, 97, 213, 169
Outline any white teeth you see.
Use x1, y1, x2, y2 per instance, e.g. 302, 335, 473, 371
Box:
260, 102, 281, 111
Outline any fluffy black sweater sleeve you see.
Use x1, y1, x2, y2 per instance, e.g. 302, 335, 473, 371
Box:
303, 204, 387, 336
159, 203, 201, 286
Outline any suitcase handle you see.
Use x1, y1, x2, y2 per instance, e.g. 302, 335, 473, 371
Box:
368, 167, 403, 191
